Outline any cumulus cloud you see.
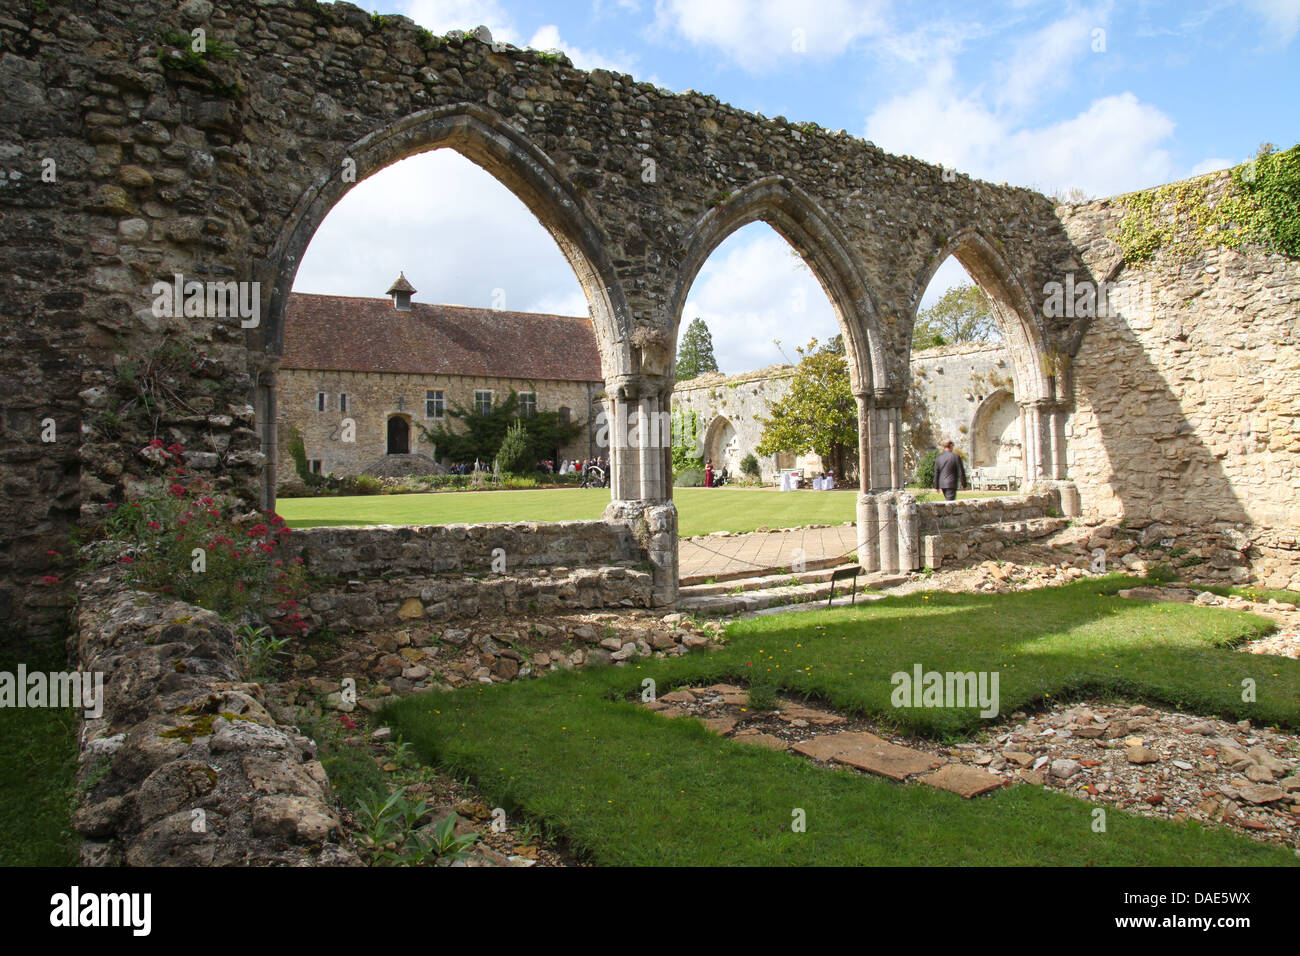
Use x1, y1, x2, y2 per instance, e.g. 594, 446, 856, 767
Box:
293, 150, 587, 317
527, 24, 638, 73
680, 224, 840, 373
1189, 156, 1237, 177
398, 0, 520, 42
652, 0, 890, 72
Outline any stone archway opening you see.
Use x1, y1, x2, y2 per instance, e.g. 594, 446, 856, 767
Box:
258, 106, 636, 512
909, 234, 1067, 487
970, 389, 1021, 471
386, 415, 411, 456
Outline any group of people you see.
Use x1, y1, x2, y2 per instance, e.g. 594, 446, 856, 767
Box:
703, 459, 730, 487
559, 457, 609, 487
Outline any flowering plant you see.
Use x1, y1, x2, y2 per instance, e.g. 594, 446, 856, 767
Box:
98, 441, 309, 633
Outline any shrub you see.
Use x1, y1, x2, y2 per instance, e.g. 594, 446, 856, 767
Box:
351, 474, 383, 496
675, 468, 704, 488
740, 453, 760, 478
913, 449, 940, 488
494, 420, 533, 476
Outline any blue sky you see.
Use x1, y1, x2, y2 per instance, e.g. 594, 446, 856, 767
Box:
294, 0, 1300, 374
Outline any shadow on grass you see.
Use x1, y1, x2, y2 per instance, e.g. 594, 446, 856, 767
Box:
384, 578, 1299, 866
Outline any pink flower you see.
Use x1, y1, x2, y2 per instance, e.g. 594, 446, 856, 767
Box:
168, 484, 186, 498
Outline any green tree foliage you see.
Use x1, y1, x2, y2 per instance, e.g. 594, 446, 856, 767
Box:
739, 453, 760, 478
912, 283, 998, 351
756, 338, 858, 478
675, 318, 720, 381
418, 390, 581, 466
494, 419, 533, 475
671, 408, 704, 476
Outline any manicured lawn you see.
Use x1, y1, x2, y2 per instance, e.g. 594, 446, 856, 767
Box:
277, 486, 1006, 536
0, 648, 79, 866
386, 578, 1300, 866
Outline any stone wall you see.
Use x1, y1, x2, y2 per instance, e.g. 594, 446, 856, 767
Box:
73, 572, 357, 866
909, 343, 1017, 468
291, 520, 643, 577
277, 367, 605, 481
915, 491, 1067, 569
1057, 171, 1300, 587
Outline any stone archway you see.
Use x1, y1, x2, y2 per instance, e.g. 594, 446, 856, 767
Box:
910, 231, 1067, 484
970, 388, 1022, 472
702, 416, 741, 473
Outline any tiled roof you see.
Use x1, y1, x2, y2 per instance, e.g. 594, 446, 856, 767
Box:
280, 293, 603, 382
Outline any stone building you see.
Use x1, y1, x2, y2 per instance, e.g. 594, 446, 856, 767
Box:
276, 277, 605, 482
672, 342, 1018, 482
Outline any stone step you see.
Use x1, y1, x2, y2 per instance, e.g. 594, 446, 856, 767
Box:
678, 567, 907, 616
680, 563, 856, 595
679, 553, 848, 587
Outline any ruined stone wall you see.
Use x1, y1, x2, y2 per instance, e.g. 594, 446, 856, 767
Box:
1057, 171, 1300, 586
909, 343, 1016, 461
276, 367, 604, 479
73, 572, 356, 865
291, 520, 644, 577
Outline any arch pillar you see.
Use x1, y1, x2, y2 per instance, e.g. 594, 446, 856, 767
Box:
603, 373, 677, 605
855, 391, 917, 573
1019, 398, 1070, 484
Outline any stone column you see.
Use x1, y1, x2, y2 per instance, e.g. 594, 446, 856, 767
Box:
896, 491, 920, 571
857, 493, 880, 572
877, 492, 899, 574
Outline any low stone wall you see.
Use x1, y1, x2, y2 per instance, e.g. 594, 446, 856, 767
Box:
917, 490, 1062, 535
306, 566, 654, 632
73, 573, 357, 866
291, 520, 643, 578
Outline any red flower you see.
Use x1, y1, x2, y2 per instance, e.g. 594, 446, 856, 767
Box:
120, 556, 134, 564
259, 543, 274, 554
167, 443, 183, 456
147, 521, 161, 529
200, 497, 214, 507
40, 575, 59, 585
46, 550, 58, 556
270, 514, 285, 526
147, 439, 164, 448
339, 715, 357, 730
247, 524, 268, 538
168, 484, 186, 498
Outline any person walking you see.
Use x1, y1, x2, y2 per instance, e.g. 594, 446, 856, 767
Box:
933, 441, 968, 501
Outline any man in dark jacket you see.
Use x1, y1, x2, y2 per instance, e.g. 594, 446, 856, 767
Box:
933, 441, 968, 501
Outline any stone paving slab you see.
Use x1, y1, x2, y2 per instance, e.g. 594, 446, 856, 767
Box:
679, 524, 860, 582
793, 732, 943, 781
733, 730, 789, 751
918, 764, 1005, 798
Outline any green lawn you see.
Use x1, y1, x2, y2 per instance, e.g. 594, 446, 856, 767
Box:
277, 486, 1005, 536
0, 647, 79, 866
386, 578, 1300, 866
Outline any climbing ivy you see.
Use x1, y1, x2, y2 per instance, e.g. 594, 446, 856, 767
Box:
1113, 143, 1299, 263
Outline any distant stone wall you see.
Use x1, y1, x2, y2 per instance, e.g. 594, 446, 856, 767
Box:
915, 491, 1067, 569
909, 343, 1017, 468
74, 574, 356, 866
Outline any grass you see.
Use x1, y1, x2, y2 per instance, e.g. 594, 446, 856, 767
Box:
0, 647, 80, 866
278, 486, 1007, 536
386, 577, 1300, 866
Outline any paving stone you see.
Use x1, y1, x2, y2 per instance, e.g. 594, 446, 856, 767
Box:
919, 764, 1005, 798
732, 730, 788, 751
777, 702, 846, 726
793, 732, 943, 781
701, 716, 737, 735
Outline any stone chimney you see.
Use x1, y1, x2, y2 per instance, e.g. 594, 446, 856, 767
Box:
386, 272, 416, 311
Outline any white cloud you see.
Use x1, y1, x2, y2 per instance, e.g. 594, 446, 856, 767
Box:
681, 225, 840, 374
865, 55, 1179, 199
527, 24, 638, 74
1244, 0, 1300, 44
996, 7, 1109, 111
652, 0, 889, 72
398, 0, 519, 43
293, 150, 587, 316
1189, 156, 1236, 177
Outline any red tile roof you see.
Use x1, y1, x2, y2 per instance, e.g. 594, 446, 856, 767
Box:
281, 293, 603, 382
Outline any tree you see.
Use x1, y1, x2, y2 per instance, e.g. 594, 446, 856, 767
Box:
417, 390, 581, 466
756, 338, 857, 478
675, 318, 720, 381
494, 419, 532, 475
912, 283, 998, 351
